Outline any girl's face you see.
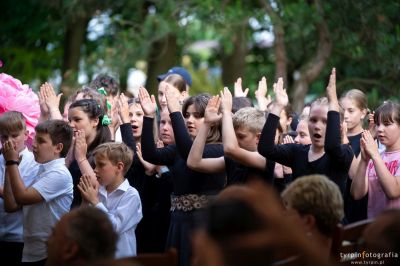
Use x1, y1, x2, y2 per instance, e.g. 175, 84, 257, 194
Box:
128, 103, 144, 140
184, 104, 204, 139
294, 120, 312, 145
158, 82, 183, 111
160, 110, 175, 145
68, 107, 98, 140
308, 104, 328, 149
376, 118, 400, 149
341, 98, 366, 133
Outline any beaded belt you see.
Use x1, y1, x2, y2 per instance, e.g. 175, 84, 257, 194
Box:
170, 194, 215, 212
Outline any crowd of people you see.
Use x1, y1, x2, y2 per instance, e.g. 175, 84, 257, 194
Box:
0, 66, 399, 266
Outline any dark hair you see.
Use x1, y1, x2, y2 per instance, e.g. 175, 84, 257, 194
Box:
69, 87, 107, 111
232, 97, 253, 114
374, 100, 400, 126
35, 120, 73, 157
182, 93, 221, 143
163, 74, 187, 93
89, 74, 120, 96
65, 206, 118, 261
201, 198, 272, 266
69, 99, 112, 154
0, 111, 26, 134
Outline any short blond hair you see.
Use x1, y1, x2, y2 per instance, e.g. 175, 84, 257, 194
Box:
281, 174, 344, 236
233, 107, 266, 134
93, 142, 133, 175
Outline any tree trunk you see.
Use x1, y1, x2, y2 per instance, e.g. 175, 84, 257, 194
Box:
60, 15, 89, 99
221, 25, 247, 87
291, 0, 332, 113
145, 34, 178, 96
258, 0, 288, 85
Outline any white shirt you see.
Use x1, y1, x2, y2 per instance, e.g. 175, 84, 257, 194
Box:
96, 179, 142, 258
0, 147, 39, 242
22, 158, 73, 262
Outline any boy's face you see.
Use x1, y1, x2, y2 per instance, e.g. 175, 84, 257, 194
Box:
235, 126, 259, 152
32, 132, 61, 164
94, 154, 120, 187
0, 130, 28, 154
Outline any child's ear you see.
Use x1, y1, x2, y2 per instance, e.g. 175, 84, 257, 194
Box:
256, 132, 261, 145
361, 108, 368, 120
92, 117, 99, 128
117, 161, 124, 171
24, 130, 29, 141
55, 143, 64, 155
287, 117, 293, 127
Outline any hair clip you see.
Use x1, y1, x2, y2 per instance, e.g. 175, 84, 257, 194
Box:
106, 100, 112, 110
98, 87, 107, 96
101, 115, 112, 126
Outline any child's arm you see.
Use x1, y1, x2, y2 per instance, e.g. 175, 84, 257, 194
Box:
117, 93, 137, 153
41, 82, 63, 120
363, 130, 400, 198
2, 142, 43, 205
165, 84, 194, 160
325, 68, 354, 164
74, 130, 97, 184
139, 87, 175, 165
254, 76, 271, 112
3, 170, 22, 212
351, 131, 370, 199
187, 96, 225, 173
258, 78, 294, 165
221, 87, 266, 170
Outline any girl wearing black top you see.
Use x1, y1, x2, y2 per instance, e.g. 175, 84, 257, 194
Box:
139, 86, 225, 266
67, 99, 112, 207
340, 89, 369, 223
258, 69, 354, 196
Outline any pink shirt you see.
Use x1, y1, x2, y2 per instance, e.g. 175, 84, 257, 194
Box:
367, 150, 400, 218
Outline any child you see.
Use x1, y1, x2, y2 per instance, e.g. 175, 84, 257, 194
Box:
66, 98, 112, 207
187, 88, 274, 185
340, 89, 369, 222
258, 69, 354, 196
351, 101, 400, 218
2, 119, 73, 265
78, 142, 142, 258
139, 87, 225, 266
0, 111, 39, 265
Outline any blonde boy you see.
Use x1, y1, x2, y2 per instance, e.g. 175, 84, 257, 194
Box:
0, 111, 39, 264
78, 142, 142, 258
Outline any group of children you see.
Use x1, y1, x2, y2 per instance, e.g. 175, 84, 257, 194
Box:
1, 66, 400, 266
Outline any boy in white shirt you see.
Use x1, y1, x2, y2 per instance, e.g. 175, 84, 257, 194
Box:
0, 111, 39, 264
78, 142, 142, 258
3, 119, 74, 265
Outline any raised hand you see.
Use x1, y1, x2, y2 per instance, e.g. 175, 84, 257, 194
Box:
326, 68, 340, 112
234, 77, 249, 97
361, 130, 379, 161
136, 143, 157, 175
273, 77, 288, 107
139, 87, 157, 118
1, 140, 19, 162
165, 84, 182, 113
255, 76, 271, 111
220, 87, 233, 114
116, 93, 130, 123
77, 174, 99, 205
74, 130, 88, 162
41, 82, 63, 117
283, 135, 294, 144
204, 95, 222, 125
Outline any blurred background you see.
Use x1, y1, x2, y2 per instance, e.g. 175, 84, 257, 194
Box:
0, 0, 399, 112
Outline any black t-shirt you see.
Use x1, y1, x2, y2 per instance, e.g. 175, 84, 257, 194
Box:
258, 111, 354, 196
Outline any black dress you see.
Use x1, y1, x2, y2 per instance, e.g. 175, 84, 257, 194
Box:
141, 112, 225, 266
